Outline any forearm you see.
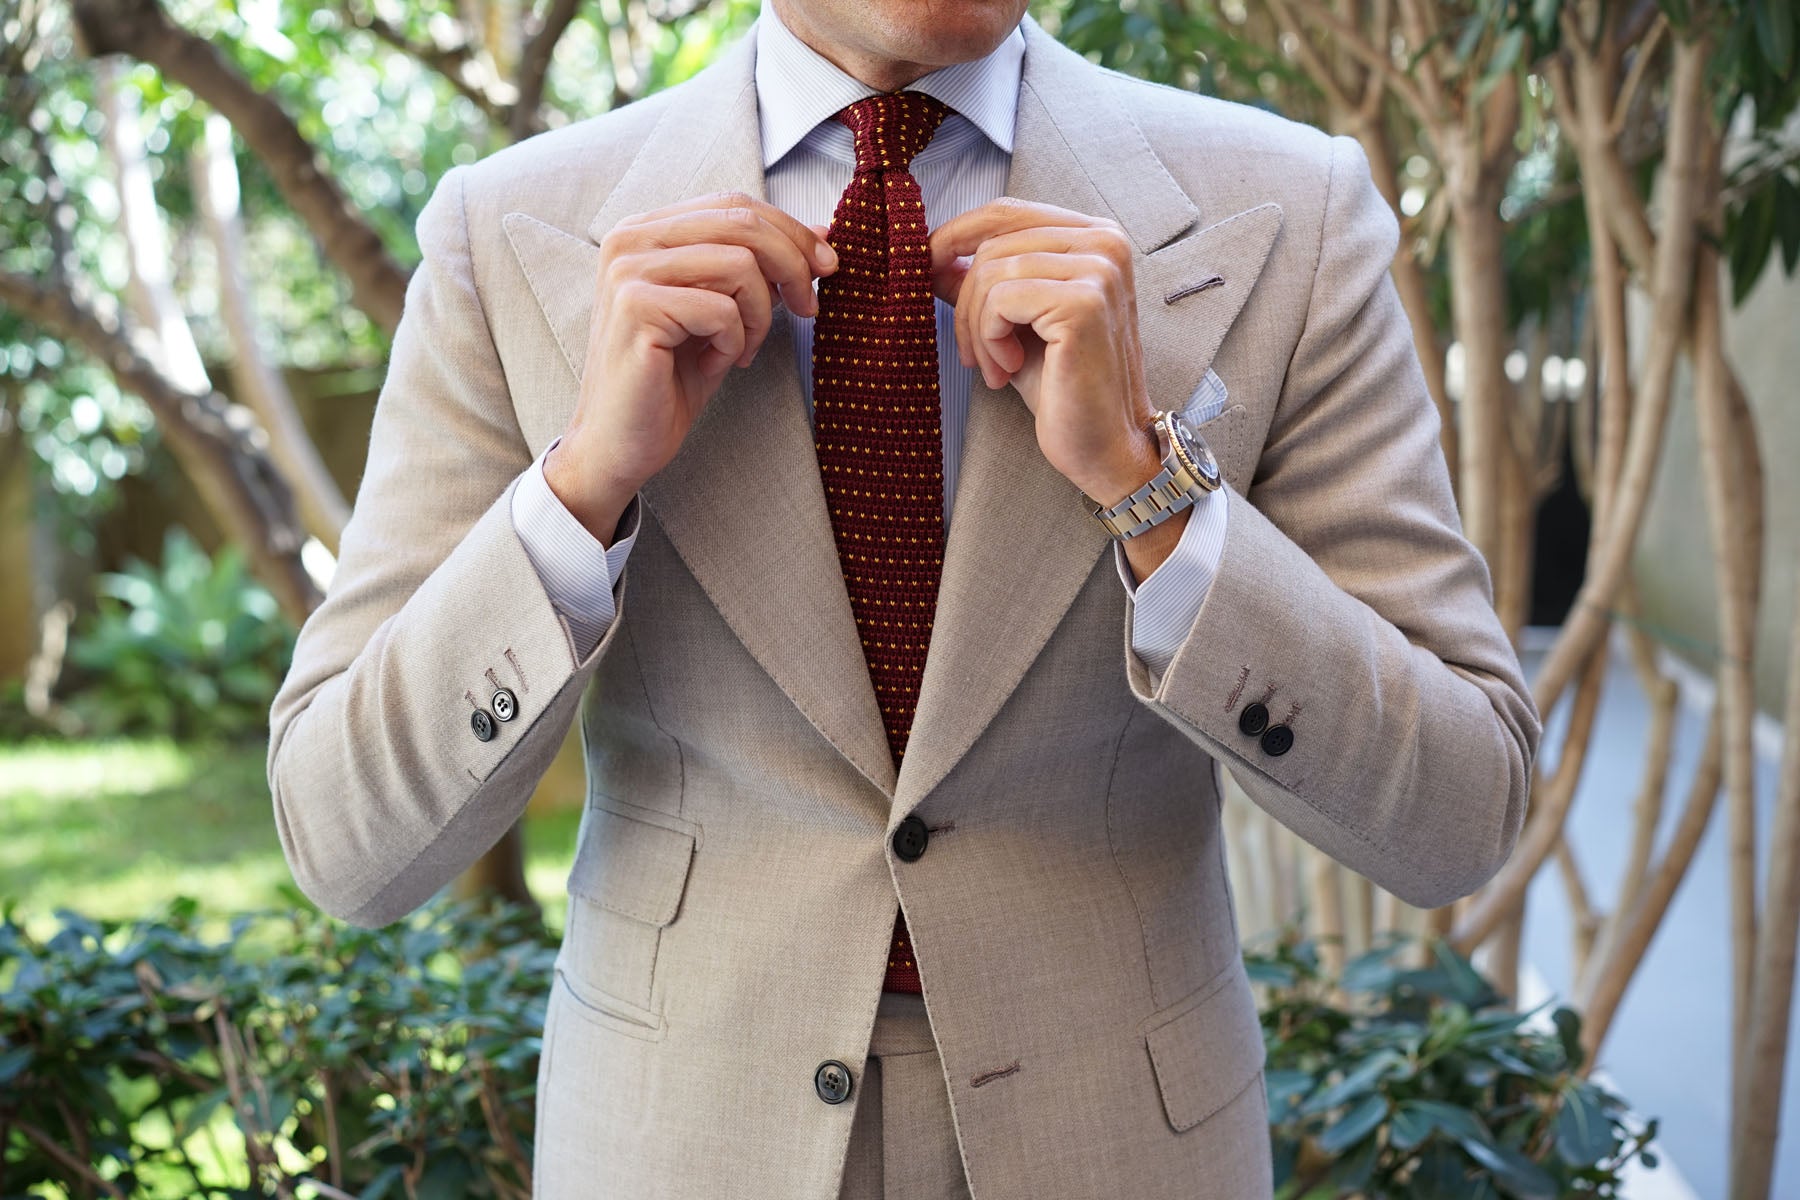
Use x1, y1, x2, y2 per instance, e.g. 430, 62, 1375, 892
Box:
1127, 481, 1534, 909
270, 478, 619, 926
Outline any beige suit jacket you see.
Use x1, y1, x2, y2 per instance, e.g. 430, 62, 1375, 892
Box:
268, 15, 1541, 1199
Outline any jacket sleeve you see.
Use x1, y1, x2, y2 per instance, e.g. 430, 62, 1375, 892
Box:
1121, 135, 1541, 910
267, 164, 628, 927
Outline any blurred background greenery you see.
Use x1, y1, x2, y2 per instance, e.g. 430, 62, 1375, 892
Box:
3, 0, 1799, 1194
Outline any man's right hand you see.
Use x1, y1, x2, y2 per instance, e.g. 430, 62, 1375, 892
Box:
543, 191, 838, 542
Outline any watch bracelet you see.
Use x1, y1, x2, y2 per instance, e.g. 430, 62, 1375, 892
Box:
1086, 473, 1198, 539
1081, 409, 1213, 540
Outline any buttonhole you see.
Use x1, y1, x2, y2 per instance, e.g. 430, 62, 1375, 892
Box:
504, 648, 529, 694
970, 1059, 1021, 1088
927, 820, 956, 834
1223, 665, 1250, 713
464, 689, 482, 711
485, 667, 503, 693
1164, 275, 1225, 304
1282, 701, 1302, 726
1257, 682, 1278, 706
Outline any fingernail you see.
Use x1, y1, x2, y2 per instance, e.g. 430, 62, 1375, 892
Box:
816, 241, 838, 271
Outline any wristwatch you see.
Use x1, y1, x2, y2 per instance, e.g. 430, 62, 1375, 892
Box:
1081, 408, 1222, 540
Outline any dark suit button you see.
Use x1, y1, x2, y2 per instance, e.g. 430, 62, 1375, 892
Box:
471, 708, 496, 742
491, 688, 518, 722
1238, 701, 1269, 737
1260, 724, 1294, 756
814, 1059, 853, 1104
892, 815, 930, 862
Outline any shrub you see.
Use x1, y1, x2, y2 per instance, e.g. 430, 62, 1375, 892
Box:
0, 900, 1656, 1198
0, 895, 555, 1198
1253, 928, 1658, 1198
65, 527, 296, 741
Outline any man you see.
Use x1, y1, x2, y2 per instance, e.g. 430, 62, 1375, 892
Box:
268, 0, 1542, 1195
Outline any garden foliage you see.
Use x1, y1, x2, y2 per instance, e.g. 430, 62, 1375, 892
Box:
0, 898, 1656, 1198
65, 527, 296, 741
1257, 930, 1658, 1198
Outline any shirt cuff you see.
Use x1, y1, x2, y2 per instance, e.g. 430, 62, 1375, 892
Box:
511, 437, 641, 658
1115, 486, 1230, 690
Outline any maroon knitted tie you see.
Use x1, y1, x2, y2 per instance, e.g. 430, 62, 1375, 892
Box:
811, 91, 951, 994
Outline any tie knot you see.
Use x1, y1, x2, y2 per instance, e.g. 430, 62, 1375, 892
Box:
834, 91, 951, 176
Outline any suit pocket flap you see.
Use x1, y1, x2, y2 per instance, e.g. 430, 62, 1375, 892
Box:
567, 806, 697, 926
1141, 961, 1267, 1133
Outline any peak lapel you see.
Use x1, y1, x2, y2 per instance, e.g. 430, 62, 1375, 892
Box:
890, 18, 1285, 822
504, 27, 900, 802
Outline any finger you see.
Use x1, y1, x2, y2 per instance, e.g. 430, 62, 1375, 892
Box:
932, 222, 1130, 315
628, 243, 774, 369
609, 206, 823, 317
623, 191, 838, 275
976, 277, 1107, 381
617, 280, 747, 375
959, 251, 1109, 386
928, 197, 1109, 273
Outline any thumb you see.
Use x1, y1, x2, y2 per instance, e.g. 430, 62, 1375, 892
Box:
930, 255, 970, 306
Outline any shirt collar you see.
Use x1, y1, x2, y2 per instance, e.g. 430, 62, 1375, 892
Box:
753, 2, 1023, 169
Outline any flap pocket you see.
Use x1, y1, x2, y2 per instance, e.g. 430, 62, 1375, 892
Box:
1141, 959, 1267, 1133
567, 805, 697, 927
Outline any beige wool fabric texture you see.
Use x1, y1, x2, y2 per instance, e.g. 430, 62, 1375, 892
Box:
268, 14, 1543, 1200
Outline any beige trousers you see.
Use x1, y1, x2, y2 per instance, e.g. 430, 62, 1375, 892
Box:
836, 991, 974, 1200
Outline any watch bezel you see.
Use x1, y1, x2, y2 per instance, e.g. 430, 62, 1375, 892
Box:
1158, 409, 1223, 492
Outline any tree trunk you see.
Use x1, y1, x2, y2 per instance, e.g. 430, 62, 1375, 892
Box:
192, 111, 350, 552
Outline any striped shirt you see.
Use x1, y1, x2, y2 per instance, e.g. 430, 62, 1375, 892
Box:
512, 1, 1228, 690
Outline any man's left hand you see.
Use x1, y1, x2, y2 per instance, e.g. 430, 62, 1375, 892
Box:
929, 198, 1160, 508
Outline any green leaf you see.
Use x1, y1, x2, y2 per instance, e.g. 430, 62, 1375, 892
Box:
1776, 174, 1800, 274
1753, 0, 1796, 75
1457, 1133, 1560, 1199
1340, 946, 1401, 994
1318, 1092, 1389, 1154
1551, 1006, 1585, 1069
1298, 1049, 1405, 1115
1264, 1069, 1315, 1123
1730, 182, 1779, 305
1477, 28, 1527, 104
1327, 1128, 1383, 1189
1391, 1100, 1440, 1150
1531, 0, 1561, 42
1554, 1081, 1616, 1166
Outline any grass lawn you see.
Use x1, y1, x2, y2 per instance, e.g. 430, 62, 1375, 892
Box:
0, 738, 582, 932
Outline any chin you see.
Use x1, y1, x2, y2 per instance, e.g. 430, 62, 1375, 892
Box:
861, 0, 1026, 67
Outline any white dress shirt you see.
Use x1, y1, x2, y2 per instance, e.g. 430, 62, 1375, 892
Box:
510, 1, 1228, 690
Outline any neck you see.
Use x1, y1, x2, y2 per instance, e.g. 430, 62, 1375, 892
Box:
769, 0, 937, 92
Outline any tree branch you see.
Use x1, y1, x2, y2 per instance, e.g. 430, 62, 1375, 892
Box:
70, 0, 410, 335
0, 269, 322, 621
343, 1, 513, 125
1280, 0, 1429, 118
511, 0, 582, 140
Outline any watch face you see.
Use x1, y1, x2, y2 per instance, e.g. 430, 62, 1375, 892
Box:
1170, 412, 1222, 487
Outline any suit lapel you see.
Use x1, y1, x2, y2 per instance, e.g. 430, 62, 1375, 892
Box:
501, 16, 1287, 817
504, 31, 901, 802
889, 19, 1284, 821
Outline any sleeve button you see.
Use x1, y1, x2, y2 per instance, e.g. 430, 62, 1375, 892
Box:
1237, 701, 1269, 737
471, 708, 497, 742
1259, 723, 1293, 756
491, 688, 518, 722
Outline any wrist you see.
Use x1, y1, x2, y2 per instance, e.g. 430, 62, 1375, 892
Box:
545, 439, 640, 546
1078, 419, 1162, 510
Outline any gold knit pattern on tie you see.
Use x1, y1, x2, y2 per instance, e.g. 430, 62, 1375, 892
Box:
811, 90, 951, 995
